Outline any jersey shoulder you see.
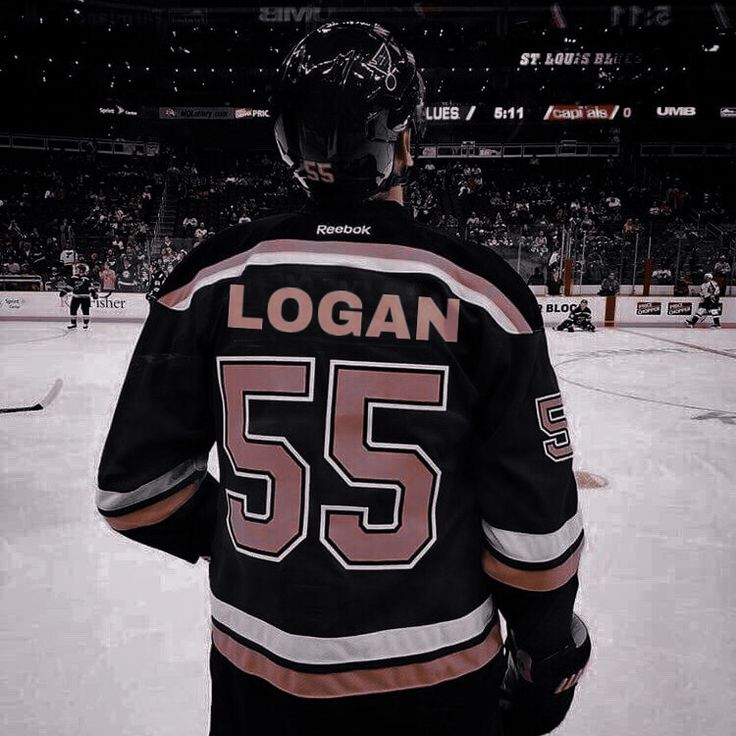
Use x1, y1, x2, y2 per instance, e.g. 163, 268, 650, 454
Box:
412, 221, 543, 332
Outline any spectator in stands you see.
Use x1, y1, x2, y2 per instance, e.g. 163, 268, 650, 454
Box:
713, 255, 731, 293
673, 273, 692, 296
7, 219, 24, 238
99, 262, 117, 292
60, 246, 76, 273
136, 222, 149, 247
598, 271, 620, 296
59, 218, 74, 248
44, 266, 66, 292
194, 224, 208, 243
651, 267, 673, 285
465, 211, 480, 239
623, 218, 638, 236
548, 248, 561, 272
117, 269, 139, 292
547, 267, 563, 296
526, 267, 544, 287
605, 194, 622, 212
182, 215, 198, 236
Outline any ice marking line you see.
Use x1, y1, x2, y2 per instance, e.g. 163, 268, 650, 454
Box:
554, 346, 685, 369
554, 347, 731, 414
616, 328, 736, 360
0, 330, 71, 347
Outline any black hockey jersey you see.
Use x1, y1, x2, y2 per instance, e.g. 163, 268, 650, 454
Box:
571, 305, 592, 324
97, 199, 582, 732
61, 275, 97, 298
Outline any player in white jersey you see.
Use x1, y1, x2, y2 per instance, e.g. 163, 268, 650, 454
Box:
686, 273, 721, 328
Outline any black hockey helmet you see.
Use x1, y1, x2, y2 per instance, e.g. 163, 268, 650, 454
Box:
271, 21, 425, 202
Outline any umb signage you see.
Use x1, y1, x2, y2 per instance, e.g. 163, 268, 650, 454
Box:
720, 107, 736, 119
544, 104, 621, 121
424, 105, 477, 123
656, 106, 697, 118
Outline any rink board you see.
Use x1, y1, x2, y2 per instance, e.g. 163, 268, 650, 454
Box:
1, 291, 734, 327
614, 295, 735, 327
0, 291, 149, 322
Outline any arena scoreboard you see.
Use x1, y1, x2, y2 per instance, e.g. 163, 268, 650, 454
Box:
422, 103, 736, 124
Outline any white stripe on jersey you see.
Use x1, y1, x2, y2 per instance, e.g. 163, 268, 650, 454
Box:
210, 593, 495, 666
159, 239, 533, 335
482, 507, 583, 564
96, 454, 208, 512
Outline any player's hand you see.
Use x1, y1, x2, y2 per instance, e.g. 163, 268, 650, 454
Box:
500, 614, 591, 736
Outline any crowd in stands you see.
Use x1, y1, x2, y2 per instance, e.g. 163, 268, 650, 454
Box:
405, 157, 733, 292
1, 151, 733, 297
0, 152, 164, 292
172, 154, 299, 243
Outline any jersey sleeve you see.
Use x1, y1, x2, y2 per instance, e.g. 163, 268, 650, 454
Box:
474, 327, 583, 657
96, 296, 219, 562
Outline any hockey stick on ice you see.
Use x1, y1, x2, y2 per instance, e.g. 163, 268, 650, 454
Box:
0, 379, 64, 414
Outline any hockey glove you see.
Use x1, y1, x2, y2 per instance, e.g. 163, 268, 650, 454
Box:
500, 613, 591, 736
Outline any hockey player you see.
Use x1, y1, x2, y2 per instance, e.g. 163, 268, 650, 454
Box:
97, 23, 589, 736
686, 273, 721, 328
145, 263, 167, 302
556, 299, 596, 332
60, 263, 98, 329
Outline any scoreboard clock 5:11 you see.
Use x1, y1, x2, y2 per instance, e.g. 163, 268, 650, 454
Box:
494, 106, 525, 120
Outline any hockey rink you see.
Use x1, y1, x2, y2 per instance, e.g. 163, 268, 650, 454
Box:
1, 321, 735, 736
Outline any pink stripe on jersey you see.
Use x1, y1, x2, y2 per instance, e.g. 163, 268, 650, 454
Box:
158, 249, 253, 310
212, 622, 503, 699
158, 239, 533, 335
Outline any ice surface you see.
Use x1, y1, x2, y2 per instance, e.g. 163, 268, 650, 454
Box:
1, 321, 734, 735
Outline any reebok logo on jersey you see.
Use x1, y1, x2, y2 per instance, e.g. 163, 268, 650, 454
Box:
316, 224, 372, 236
